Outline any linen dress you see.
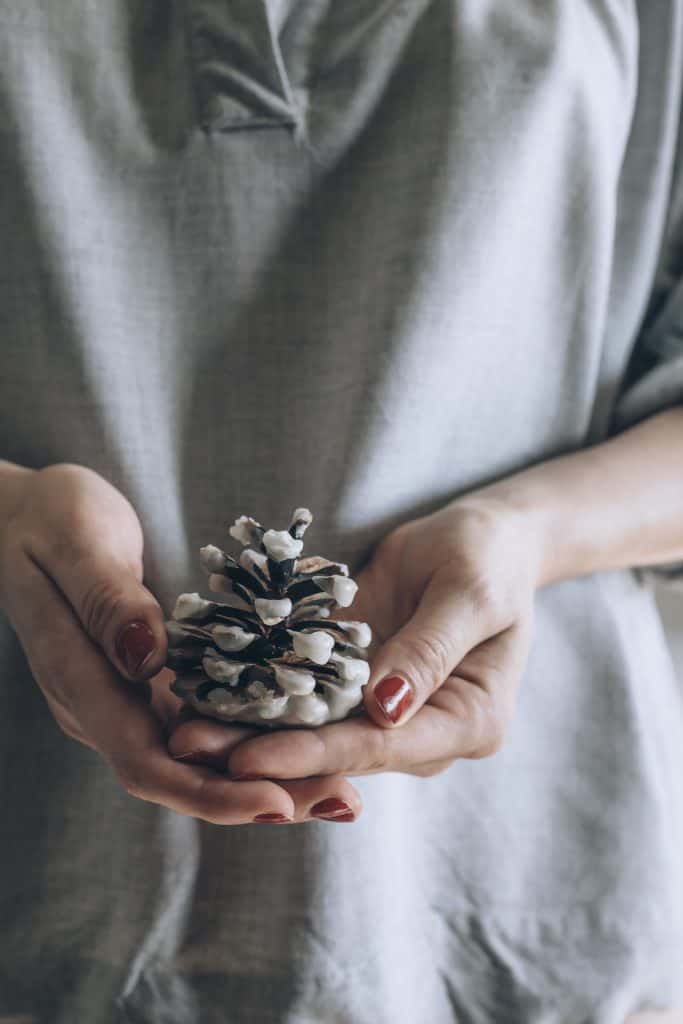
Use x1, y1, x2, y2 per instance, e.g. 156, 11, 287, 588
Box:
2, 2, 683, 1022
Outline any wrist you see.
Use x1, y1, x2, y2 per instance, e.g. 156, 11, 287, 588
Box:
459, 470, 570, 590
461, 409, 683, 587
442, 487, 551, 592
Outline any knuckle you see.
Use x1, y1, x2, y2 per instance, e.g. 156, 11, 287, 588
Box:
49, 532, 87, 567
115, 758, 212, 819
401, 629, 452, 685
184, 773, 215, 818
79, 576, 126, 641
467, 691, 506, 758
39, 461, 82, 479
115, 762, 148, 801
379, 522, 411, 555
38, 462, 96, 496
364, 725, 391, 772
480, 719, 506, 758
411, 757, 454, 778
465, 575, 499, 619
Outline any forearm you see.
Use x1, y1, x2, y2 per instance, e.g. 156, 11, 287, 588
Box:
468, 407, 683, 587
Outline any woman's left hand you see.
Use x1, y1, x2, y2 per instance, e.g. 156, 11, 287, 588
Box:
167, 496, 543, 817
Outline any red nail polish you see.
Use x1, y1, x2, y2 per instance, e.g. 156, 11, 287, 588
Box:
374, 675, 414, 724
115, 621, 156, 677
310, 798, 352, 819
323, 812, 356, 823
253, 813, 291, 823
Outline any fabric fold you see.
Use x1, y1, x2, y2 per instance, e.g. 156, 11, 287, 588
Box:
185, 0, 302, 133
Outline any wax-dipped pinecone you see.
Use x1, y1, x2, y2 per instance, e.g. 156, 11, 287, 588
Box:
164, 508, 373, 727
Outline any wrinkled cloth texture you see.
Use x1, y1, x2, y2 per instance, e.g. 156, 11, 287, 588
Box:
2, 2, 683, 1022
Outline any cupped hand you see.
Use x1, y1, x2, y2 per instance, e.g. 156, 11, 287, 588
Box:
0, 461, 358, 824
168, 496, 542, 811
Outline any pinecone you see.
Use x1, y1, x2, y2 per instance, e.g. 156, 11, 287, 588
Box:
164, 508, 373, 727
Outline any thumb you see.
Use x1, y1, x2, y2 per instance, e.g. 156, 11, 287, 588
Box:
363, 574, 491, 729
28, 540, 167, 682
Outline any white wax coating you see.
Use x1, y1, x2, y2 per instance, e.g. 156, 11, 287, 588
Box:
254, 597, 293, 625
336, 620, 372, 648
262, 529, 304, 562
290, 629, 335, 665
329, 652, 371, 685
229, 515, 261, 546
272, 664, 317, 695
287, 692, 329, 725
202, 656, 245, 685
206, 689, 243, 713
172, 592, 214, 620
313, 574, 358, 607
199, 544, 227, 573
209, 623, 258, 651
257, 695, 290, 719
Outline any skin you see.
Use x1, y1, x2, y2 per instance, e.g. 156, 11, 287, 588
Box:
1, 407, 682, 827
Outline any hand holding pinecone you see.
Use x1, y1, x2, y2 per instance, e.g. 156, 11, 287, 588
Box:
164, 508, 372, 727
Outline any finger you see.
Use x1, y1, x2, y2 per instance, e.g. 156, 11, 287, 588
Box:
227, 709, 429, 779
428, 607, 533, 730
6, 549, 296, 823
226, 622, 531, 778
23, 499, 167, 685
111, 747, 297, 825
167, 714, 268, 770
362, 570, 504, 729
276, 776, 362, 823
167, 718, 362, 821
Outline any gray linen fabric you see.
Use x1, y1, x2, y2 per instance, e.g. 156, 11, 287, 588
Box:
2, 2, 683, 1022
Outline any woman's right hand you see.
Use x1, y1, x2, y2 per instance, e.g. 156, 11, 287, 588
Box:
0, 461, 362, 824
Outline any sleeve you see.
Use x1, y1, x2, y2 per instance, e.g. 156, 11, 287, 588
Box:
607, 90, 683, 591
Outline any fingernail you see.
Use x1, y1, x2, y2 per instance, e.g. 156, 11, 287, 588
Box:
253, 813, 292, 823
232, 772, 265, 781
310, 798, 352, 820
115, 621, 156, 677
374, 675, 414, 724
171, 751, 209, 765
